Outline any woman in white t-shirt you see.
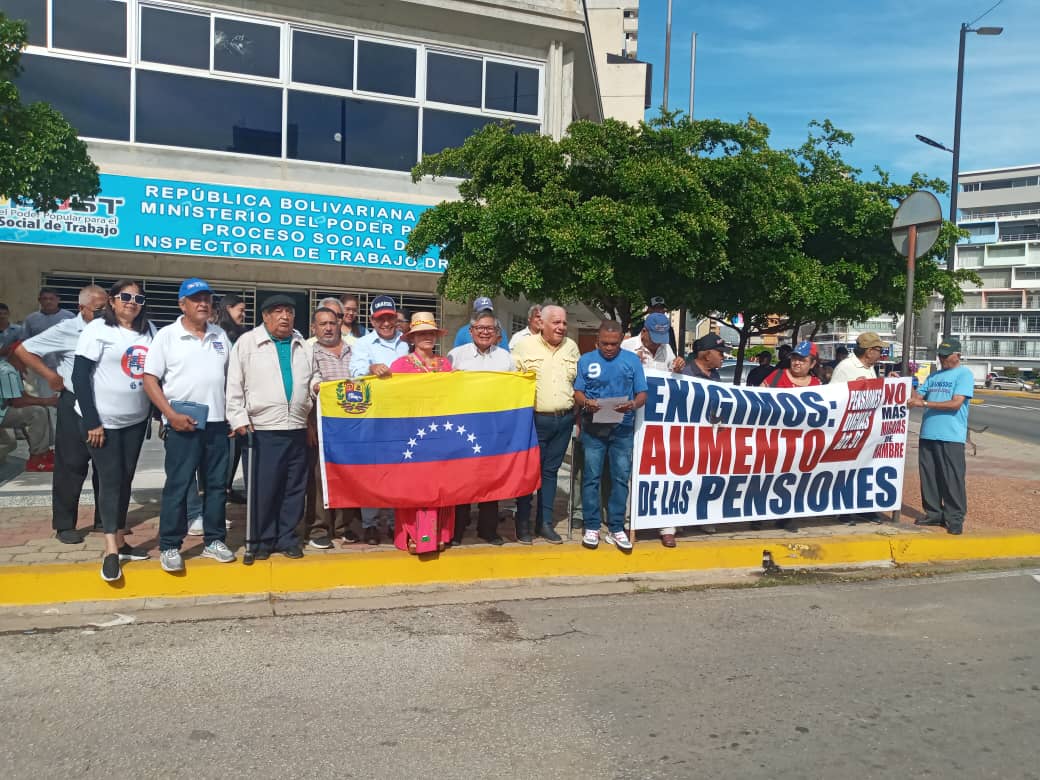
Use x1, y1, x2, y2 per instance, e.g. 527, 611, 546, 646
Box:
72, 280, 155, 583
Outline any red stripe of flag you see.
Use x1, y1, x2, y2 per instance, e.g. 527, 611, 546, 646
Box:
323, 448, 542, 508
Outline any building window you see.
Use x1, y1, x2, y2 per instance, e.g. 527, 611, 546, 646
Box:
136, 70, 282, 156
213, 16, 281, 79
422, 109, 538, 157
15, 53, 130, 140
52, 0, 127, 58
291, 30, 353, 90
356, 40, 416, 98
485, 61, 539, 115
11, 0, 544, 174
0, 0, 47, 46
139, 6, 209, 69
426, 53, 482, 108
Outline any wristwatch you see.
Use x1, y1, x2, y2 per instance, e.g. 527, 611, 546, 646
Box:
923, 400, 929, 409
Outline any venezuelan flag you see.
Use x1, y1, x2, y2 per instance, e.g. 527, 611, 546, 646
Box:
318, 372, 541, 508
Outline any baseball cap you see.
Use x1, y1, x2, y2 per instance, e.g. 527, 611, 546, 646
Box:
260, 294, 296, 313
649, 296, 666, 308
644, 313, 671, 345
792, 340, 818, 358
178, 278, 212, 299
856, 332, 888, 350
937, 337, 962, 357
693, 333, 731, 355
370, 294, 397, 319
473, 296, 494, 312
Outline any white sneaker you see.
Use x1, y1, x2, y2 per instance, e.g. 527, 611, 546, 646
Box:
604, 530, 633, 551
201, 540, 235, 563
187, 516, 204, 536
160, 548, 184, 572
582, 529, 599, 549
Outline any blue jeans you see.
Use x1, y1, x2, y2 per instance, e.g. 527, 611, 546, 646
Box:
186, 474, 203, 520
158, 422, 229, 550
516, 412, 575, 529
581, 426, 634, 534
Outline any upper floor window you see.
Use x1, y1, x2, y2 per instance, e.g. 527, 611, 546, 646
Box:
0, 0, 46, 45
0, 0, 128, 55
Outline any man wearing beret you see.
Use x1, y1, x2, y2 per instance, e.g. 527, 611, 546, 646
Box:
227, 294, 315, 561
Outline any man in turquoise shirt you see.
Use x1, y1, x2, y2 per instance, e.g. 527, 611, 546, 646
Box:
908, 337, 974, 535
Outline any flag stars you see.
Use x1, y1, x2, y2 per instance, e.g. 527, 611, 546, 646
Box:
456, 425, 466, 435
467, 433, 476, 443
408, 438, 417, 447
472, 444, 482, 454
403, 450, 414, 460
416, 428, 426, 438
429, 422, 439, 432
444, 421, 454, 431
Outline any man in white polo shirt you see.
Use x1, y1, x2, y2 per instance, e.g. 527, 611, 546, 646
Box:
143, 278, 235, 571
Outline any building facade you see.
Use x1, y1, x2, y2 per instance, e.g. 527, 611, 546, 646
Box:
584, 0, 650, 126
944, 164, 1040, 379
0, 0, 624, 336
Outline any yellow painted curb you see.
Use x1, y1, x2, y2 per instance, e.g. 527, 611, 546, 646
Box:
973, 389, 1038, 400
0, 532, 1037, 608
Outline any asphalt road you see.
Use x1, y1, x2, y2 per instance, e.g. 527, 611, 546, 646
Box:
2, 571, 1039, 779
967, 392, 1040, 444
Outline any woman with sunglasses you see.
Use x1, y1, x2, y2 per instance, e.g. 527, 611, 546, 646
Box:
72, 280, 156, 582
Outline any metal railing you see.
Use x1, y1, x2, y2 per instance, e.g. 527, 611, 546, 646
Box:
999, 232, 1040, 242
961, 206, 1040, 221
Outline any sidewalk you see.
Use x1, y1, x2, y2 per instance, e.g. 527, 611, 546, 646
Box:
0, 424, 1038, 610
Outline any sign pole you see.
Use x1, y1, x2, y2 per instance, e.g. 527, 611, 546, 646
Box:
902, 225, 918, 376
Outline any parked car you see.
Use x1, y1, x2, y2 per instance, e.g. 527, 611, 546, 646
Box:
985, 375, 1028, 391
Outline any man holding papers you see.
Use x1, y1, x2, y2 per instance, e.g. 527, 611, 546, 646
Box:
573, 320, 647, 552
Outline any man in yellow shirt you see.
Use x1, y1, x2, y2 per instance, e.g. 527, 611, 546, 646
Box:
512, 305, 580, 544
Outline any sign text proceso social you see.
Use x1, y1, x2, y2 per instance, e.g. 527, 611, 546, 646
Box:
0, 174, 445, 273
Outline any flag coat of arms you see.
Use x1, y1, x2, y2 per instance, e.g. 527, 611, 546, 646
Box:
317, 371, 541, 508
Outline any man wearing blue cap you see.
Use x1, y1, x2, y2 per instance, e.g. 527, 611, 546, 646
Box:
622, 312, 685, 373
350, 294, 410, 543
144, 278, 236, 571
453, 297, 509, 351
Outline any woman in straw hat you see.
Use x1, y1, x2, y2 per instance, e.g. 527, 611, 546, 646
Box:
389, 312, 455, 552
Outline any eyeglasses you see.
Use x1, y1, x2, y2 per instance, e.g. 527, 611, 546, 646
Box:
342, 307, 358, 313
472, 326, 498, 333
115, 292, 146, 305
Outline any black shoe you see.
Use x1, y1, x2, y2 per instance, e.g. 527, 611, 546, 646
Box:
253, 548, 271, 561
515, 533, 533, 545
479, 535, 505, 546
117, 543, 150, 562
56, 530, 83, 544
100, 553, 122, 582
947, 527, 963, 535
538, 525, 563, 544
226, 490, 247, 505
281, 545, 304, 559
307, 536, 333, 550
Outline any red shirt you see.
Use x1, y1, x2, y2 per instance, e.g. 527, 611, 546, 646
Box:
762, 369, 821, 388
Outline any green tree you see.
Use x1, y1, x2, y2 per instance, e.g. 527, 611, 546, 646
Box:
0, 15, 99, 209
407, 113, 976, 381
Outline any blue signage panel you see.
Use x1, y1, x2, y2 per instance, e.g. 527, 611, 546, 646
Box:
0, 174, 444, 273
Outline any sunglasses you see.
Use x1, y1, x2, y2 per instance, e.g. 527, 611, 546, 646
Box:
115, 292, 146, 305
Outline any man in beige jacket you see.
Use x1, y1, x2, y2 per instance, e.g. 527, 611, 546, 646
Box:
226, 295, 315, 561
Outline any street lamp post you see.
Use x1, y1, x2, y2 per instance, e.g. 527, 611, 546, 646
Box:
917, 23, 1002, 340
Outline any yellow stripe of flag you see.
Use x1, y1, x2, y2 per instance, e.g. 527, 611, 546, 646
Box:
319, 371, 536, 420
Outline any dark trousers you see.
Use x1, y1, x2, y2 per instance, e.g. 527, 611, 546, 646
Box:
52, 390, 100, 531
454, 501, 499, 542
158, 422, 230, 551
250, 429, 308, 553
918, 439, 968, 531
516, 412, 575, 532
84, 419, 148, 535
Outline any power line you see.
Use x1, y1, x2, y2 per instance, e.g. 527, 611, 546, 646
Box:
967, 0, 1005, 28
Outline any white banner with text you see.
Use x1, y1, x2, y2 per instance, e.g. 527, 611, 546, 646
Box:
629, 372, 911, 529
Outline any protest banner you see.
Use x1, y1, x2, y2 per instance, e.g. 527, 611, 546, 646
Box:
317, 371, 540, 508
630, 371, 911, 529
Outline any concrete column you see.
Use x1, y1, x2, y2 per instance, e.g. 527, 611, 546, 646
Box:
545, 40, 564, 140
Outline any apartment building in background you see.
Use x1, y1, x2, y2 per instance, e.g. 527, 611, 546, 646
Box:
585, 0, 651, 125
941, 164, 1040, 380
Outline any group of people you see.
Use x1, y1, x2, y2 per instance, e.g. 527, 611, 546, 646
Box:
0, 283, 973, 583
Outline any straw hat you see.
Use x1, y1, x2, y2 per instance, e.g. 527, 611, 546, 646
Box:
404, 311, 446, 338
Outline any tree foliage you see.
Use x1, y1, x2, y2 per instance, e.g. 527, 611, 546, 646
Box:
0, 15, 99, 209
407, 111, 976, 378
